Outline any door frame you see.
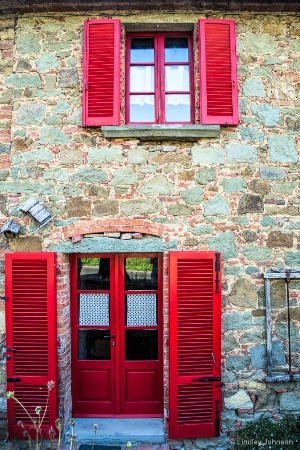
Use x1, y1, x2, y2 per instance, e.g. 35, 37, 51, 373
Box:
70, 252, 164, 417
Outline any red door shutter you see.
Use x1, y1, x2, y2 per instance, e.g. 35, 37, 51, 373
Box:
169, 251, 222, 439
82, 19, 121, 126
5, 252, 57, 439
199, 19, 238, 125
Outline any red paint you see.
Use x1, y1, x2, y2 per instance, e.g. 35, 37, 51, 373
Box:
169, 251, 222, 439
199, 19, 239, 125
125, 32, 194, 124
71, 253, 163, 417
5, 252, 58, 439
82, 19, 121, 126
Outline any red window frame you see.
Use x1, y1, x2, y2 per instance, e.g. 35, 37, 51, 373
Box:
125, 32, 194, 125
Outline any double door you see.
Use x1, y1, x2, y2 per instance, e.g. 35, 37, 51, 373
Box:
71, 253, 163, 417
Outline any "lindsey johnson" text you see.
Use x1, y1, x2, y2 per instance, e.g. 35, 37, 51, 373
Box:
236, 438, 294, 446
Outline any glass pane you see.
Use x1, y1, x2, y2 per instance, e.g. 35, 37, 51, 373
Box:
125, 258, 158, 290
130, 95, 155, 123
130, 66, 154, 92
165, 94, 190, 122
125, 330, 158, 360
165, 37, 189, 62
165, 66, 190, 91
130, 37, 154, 63
78, 329, 111, 360
126, 294, 157, 326
77, 258, 110, 290
78, 293, 109, 326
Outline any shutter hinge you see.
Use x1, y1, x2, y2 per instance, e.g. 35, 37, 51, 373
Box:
215, 252, 220, 293
0, 296, 8, 301
7, 378, 21, 382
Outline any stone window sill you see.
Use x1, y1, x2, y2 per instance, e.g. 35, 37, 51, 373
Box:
102, 125, 220, 141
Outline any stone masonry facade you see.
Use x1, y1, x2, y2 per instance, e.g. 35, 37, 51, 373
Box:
0, 8, 299, 449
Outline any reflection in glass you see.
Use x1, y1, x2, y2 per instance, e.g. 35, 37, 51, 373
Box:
130, 95, 155, 122
125, 258, 158, 290
165, 37, 189, 62
130, 66, 154, 92
130, 37, 154, 63
78, 293, 109, 326
78, 329, 111, 360
165, 66, 189, 91
165, 94, 190, 122
126, 294, 157, 326
125, 330, 158, 360
77, 258, 110, 290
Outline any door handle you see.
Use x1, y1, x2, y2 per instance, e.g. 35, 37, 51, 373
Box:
192, 377, 221, 382
104, 334, 115, 339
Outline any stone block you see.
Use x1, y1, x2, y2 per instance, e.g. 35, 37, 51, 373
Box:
93, 201, 119, 216
5, 74, 42, 87
88, 147, 124, 164
226, 143, 258, 163
268, 134, 297, 163
180, 186, 203, 204
260, 166, 286, 180
60, 148, 83, 165
240, 331, 264, 344
227, 355, 251, 371
244, 33, 277, 54
0, 144, 11, 154
122, 199, 161, 216
242, 230, 258, 243
191, 145, 225, 164
260, 216, 277, 227
239, 126, 264, 142
250, 103, 280, 126
196, 167, 216, 184
127, 148, 148, 164
280, 391, 300, 411
0, 181, 55, 195
66, 197, 92, 217
267, 231, 293, 248
121, 233, 132, 240
140, 175, 174, 196
242, 245, 272, 261
111, 168, 138, 186
224, 391, 253, 410
52, 101, 72, 114
250, 341, 286, 369
16, 103, 46, 126
249, 179, 271, 195
222, 334, 238, 353
167, 204, 193, 216
71, 168, 108, 183
286, 251, 300, 266
35, 53, 59, 71
58, 68, 79, 88
16, 32, 41, 53
238, 194, 264, 214
188, 225, 213, 236
230, 279, 258, 308
242, 79, 266, 97
223, 311, 252, 331
39, 127, 70, 144
204, 196, 231, 216
10, 236, 42, 252
208, 232, 238, 261
221, 178, 247, 192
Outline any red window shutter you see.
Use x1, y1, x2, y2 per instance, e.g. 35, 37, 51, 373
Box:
169, 251, 222, 439
82, 19, 121, 126
199, 19, 238, 125
5, 253, 57, 439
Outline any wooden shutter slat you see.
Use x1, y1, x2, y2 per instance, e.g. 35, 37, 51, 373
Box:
199, 19, 238, 125
169, 251, 222, 439
82, 19, 120, 126
5, 252, 57, 439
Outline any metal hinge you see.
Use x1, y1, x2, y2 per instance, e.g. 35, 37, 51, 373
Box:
7, 378, 21, 382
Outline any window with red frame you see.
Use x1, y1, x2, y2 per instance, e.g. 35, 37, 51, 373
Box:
126, 33, 194, 124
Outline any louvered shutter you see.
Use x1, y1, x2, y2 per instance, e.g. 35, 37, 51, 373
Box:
199, 19, 238, 125
169, 251, 222, 439
5, 252, 57, 439
82, 19, 121, 126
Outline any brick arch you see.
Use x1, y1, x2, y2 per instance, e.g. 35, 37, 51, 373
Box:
48, 218, 174, 245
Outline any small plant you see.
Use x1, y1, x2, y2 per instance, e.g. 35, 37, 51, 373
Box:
6, 381, 55, 450
232, 415, 300, 450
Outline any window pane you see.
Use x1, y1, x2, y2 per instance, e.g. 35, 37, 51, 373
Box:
78, 329, 111, 360
126, 294, 158, 326
125, 330, 158, 360
125, 257, 158, 290
165, 94, 191, 122
77, 258, 110, 290
165, 65, 190, 91
130, 37, 154, 63
130, 66, 154, 92
130, 95, 155, 122
165, 37, 189, 62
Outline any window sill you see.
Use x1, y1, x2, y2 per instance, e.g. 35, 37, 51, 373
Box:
102, 125, 220, 141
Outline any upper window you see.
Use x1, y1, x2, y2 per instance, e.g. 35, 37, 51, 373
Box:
82, 19, 238, 127
126, 33, 194, 124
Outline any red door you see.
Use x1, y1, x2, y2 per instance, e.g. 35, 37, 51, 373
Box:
71, 253, 163, 417
5, 252, 58, 439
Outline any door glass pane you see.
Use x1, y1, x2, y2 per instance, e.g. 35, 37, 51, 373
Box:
126, 294, 157, 326
129, 95, 155, 122
130, 37, 154, 63
165, 65, 189, 91
130, 66, 154, 92
77, 258, 110, 290
125, 258, 158, 290
125, 330, 158, 360
78, 294, 109, 326
165, 37, 189, 62
165, 94, 190, 122
78, 329, 111, 360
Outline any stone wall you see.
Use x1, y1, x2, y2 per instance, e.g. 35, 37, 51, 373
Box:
0, 9, 299, 448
